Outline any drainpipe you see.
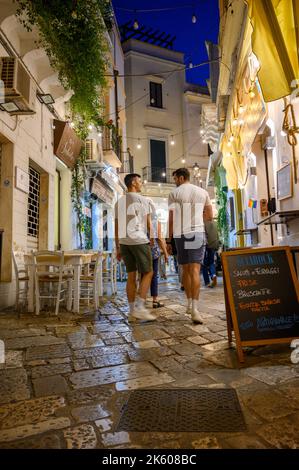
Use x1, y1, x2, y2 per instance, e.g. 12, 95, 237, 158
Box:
113, 69, 120, 160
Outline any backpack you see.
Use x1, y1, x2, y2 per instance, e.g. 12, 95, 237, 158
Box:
205, 220, 221, 250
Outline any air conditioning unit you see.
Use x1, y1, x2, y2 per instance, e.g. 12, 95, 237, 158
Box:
0, 57, 36, 115
85, 139, 105, 168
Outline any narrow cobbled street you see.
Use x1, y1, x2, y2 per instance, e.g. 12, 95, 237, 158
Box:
1, 278, 299, 449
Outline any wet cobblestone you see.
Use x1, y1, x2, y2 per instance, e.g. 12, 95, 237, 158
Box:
0, 279, 298, 448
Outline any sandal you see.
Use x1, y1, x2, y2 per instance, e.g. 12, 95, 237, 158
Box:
153, 301, 165, 309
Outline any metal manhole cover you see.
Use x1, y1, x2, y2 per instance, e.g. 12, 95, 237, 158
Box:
116, 389, 246, 432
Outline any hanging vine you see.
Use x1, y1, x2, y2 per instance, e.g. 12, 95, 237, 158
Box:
215, 167, 229, 248
15, 0, 114, 247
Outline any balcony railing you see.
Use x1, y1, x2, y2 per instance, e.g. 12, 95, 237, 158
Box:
119, 153, 134, 174
142, 166, 176, 184
102, 126, 121, 159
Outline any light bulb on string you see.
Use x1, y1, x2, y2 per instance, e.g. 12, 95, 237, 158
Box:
150, 98, 155, 104
203, 139, 207, 144
249, 88, 256, 99
133, 18, 139, 30
170, 136, 175, 146
144, 180, 147, 185
70, 121, 75, 128
229, 135, 235, 142
189, 62, 193, 69
192, 14, 197, 23
281, 130, 287, 137
239, 118, 245, 126
137, 139, 142, 150
239, 104, 244, 114
200, 129, 204, 135
98, 131, 102, 137
162, 172, 166, 177
182, 158, 186, 164
233, 118, 238, 126
228, 141, 232, 147
88, 124, 93, 130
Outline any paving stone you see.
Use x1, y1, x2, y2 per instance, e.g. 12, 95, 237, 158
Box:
95, 418, 113, 432
99, 331, 121, 340
55, 325, 87, 337
0, 396, 65, 429
0, 433, 61, 449
185, 324, 210, 334
201, 332, 223, 343
70, 362, 158, 389
0, 417, 70, 443
222, 434, 269, 449
5, 336, 65, 350
238, 389, 297, 421
0, 350, 23, 369
26, 344, 71, 361
33, 375, 68, 397
162, 325, 196, 338
73, 360, 90, 371
63, 424, 98, 449
133, 340, 161, 349
74, 344, 130, 359
90, 353, 129, 369
202, 340, 232, 352
121, 327, 170, 342
0, 328, 47, 339
255, 416, 299, 448
187, 336, 210, 345
101, 432, 130, 447
170, 342, 204, 356
244, 365, 299, 386
48, 357, 71, 364
158, 338, 181, 346
128, 347, 174, 362
115, 372, 175, 391
71, 404, 110, 423
150, 357, 180, 371
31, 363, 72, 378
67, 332, 105, 349
103, 337, 127, 346
192, 437, 222, 449
208, 324, 227, 333
0, 368, 30, 404
67, 386, 115, 406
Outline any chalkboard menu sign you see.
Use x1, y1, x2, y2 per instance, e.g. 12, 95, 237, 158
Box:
221, 247, 299, 362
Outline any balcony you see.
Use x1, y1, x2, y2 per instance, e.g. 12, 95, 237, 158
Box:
102, 127, 122, 169
142, 166, 176, 184
119, 152, 134, 175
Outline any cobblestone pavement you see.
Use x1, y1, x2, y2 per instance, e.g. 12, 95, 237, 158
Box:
0, 277, 298, 449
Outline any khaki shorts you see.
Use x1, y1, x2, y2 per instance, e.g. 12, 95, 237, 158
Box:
120, 244, 153, 274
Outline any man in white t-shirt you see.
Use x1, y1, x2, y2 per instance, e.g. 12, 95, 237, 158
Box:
115, 173, 156, 322
167, 168, 213, 323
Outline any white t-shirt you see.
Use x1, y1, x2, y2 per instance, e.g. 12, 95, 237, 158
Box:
168, 183, 211, 236
115, 192, 152, 245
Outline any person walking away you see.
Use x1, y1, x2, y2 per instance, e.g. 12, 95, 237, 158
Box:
202, 220, 220, 288
168, 168, 213, 324
115, 174, 155, 322
147, 198, 169, 308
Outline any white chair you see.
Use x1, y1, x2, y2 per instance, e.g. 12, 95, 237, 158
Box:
102, 252, 117, 295
12, 250, 29, 311
33, 251, 73, 315
79, 252, 102, 310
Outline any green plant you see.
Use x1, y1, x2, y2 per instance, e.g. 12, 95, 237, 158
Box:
15, 0, 112, 126
215, 167, 229, 248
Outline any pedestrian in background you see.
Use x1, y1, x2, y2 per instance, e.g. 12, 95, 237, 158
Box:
202, 220, 221, 288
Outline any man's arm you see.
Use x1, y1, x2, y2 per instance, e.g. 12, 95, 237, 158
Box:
157, 221, 169, 261
114, 218, 121, 261
147, 213, 154, 246
203, 204, 213, 222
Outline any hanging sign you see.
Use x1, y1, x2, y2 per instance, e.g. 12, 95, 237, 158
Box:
91, 177, 114, 205
53, 120, 82, 169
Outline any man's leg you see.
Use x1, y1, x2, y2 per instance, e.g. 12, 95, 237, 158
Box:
182, 264, 192, 313
127, 271, 137, 303
202, 248, 210, 286
139, 271, 153, 300
189, 262, 203, 324
134, 244, 155, 321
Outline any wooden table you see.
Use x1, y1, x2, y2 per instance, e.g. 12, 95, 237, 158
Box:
25, 252, 98, 314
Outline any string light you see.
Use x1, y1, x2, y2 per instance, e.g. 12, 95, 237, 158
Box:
189, 62, 193, 69
137, 139, 142, 149
181, 158, 186, 164
229, 135, 235, 142
70, 122, 75, 128
228, 141, 232, 147
133, 15, 139, 30
98, 131, 102, 137
162, 172, 166, 177
200, 129, 204, 135
144, 180, 147, 184
239, 104, 244, 114
249, 88, 256, 99
88, 124, 93, 130
203, 139, 207, 144
239, 118, 245, 125
232, 118, 238, 126
192, 13, 197, 23
281, 130, 287, 137
170, 136, 175, 145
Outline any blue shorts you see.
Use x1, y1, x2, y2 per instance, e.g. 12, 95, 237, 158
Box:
174, 232, 206, 265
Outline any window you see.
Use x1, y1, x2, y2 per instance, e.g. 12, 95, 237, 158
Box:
150, 82, 163, 108
27, 166, 40, 239
150, 139, 166, 182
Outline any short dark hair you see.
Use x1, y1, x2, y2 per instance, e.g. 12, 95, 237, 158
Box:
124, 173, 141, 189
172, 168, 190, 180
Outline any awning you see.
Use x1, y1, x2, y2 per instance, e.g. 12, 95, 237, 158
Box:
246, 0, 299, 102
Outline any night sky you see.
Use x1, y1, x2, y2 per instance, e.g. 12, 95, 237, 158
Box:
112, 0, 220, 87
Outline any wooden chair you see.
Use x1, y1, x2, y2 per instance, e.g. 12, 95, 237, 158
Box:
79, 252, 102, 310
12, 250, 29, 311
33, 251, 73, 315
102, 252, 117, 295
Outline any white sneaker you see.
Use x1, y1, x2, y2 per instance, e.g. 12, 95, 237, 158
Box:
131, 307, 156, 322
191, 310, 203, 324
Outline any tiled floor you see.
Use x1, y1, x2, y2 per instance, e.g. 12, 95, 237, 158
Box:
0, 277, 298, 449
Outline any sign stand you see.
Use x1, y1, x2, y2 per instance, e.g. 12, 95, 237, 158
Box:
222, 246, 299, 363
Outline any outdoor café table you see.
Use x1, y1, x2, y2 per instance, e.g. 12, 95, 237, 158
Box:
25, 251, 98, 314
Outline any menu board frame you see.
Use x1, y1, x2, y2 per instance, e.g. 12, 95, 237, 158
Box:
221, 246, 299, 363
